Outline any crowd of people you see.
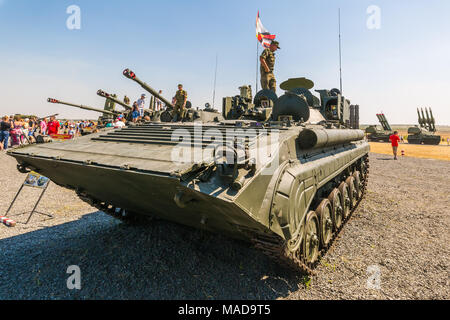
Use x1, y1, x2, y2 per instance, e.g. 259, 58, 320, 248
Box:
0, 115, 98, 151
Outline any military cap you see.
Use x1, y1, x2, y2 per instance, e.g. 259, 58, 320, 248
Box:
271, 40, 280, 49
178, 84, 183, 87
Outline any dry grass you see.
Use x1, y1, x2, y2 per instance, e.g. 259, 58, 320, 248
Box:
369, 142, 450, 161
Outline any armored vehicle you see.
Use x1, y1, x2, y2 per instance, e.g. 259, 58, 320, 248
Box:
407, 108, 441, 145
365, 113, 393, 142
8, 70, 369, 274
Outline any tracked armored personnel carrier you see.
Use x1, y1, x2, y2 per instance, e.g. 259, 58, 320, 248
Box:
7, 72, 369, 274
407, 108, 441, 145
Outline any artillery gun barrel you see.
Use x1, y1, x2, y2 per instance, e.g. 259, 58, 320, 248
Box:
122, 68, 175, 109
298, 128, 365, 149
47, 98, 119, 116
97, 89, 154, 114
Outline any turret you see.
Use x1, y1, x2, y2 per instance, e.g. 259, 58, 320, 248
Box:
122, 68, 175, 109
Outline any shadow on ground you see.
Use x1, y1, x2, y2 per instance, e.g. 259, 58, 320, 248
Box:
0, 212, 303, 300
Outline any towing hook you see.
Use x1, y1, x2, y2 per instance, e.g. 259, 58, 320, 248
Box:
17, 164, 31, 174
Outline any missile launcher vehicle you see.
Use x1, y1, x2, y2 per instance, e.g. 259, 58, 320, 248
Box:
365, 113, 393, 142
8, 71, 369, 274
407, 108, 441, 145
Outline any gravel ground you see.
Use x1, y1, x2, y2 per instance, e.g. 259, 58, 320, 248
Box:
0, 151, 448, 300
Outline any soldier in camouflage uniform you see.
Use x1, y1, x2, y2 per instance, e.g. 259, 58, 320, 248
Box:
172, 84, 187, 122
259, 40, 280, 93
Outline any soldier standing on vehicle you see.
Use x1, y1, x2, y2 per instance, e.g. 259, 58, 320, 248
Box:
172, 84, 187, 122
260, 40, 280, 93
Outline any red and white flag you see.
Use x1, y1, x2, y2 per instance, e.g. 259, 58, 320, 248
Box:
256, 11, 276, 48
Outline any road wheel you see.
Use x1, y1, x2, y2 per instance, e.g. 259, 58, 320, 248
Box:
316, 199, 333, 248
345, 176, 357, 209
338, 182, 351, 219
303, 211, 320, 265
352, 171, 363, 200
328, 188, 343, 230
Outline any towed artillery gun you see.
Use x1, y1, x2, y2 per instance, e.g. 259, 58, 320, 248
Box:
8, 70, 369, 274
47, 97, 123, 125
122, 68, 223, 123
407, 107, 440, 145
365, 113, 393, 142
97, 89, 158, 121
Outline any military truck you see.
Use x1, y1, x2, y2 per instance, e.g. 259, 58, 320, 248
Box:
8, 71, 369, 274
407, 108, 441, 145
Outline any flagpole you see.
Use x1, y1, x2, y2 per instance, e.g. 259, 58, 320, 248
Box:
256, 40, 259, 93
338, 8, 343, 94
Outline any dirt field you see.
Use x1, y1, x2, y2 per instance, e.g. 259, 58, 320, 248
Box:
369, 142, 450, 161
0, 150, 449, 300
361, 125, 450, 146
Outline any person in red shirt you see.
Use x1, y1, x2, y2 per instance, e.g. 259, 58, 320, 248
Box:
47, 116, 60, 135
389, 131, 401, 160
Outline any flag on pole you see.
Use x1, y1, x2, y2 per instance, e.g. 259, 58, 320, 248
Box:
256, 11, 276, 48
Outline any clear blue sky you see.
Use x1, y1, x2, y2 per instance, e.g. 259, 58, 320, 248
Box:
0, 0, 449, 125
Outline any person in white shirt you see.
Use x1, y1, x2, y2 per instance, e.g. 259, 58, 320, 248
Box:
113, 118, 126, 128
154, 90, 163, 111
136, 94, 146, 118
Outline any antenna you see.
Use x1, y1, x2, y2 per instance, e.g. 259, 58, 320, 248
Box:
212, 53, 218, 109
338, 8, 343, 94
